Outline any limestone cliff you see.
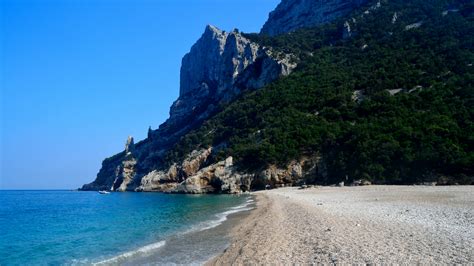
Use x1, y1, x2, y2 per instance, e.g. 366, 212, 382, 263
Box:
81, 25, 296, 192
261, 0, 367, 36
137, 149, 326, 194
81, 0, 367, 193
165, 25, 296, 135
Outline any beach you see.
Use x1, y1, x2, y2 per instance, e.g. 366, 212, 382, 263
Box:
209, 186, 474, 264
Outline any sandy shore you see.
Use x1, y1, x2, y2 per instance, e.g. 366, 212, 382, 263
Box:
208, 186, 474, 264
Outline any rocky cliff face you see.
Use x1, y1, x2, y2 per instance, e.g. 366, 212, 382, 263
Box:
137, 148, 326, 194
81, 24, 296, 192
261, 0, 367, 36
81, 136, 137, 192
165, 25, 296, 134
81, 0, 367, 193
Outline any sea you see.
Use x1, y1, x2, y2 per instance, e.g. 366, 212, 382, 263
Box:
0, 190, 254, 265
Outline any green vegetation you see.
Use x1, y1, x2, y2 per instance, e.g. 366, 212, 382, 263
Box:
167, 0, 474, 185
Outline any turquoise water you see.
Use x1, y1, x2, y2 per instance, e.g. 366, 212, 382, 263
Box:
0, 190, 252, 265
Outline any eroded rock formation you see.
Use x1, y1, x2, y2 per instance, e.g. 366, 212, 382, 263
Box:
81, 0, 366, 193
165, 25, 296, 135
137, 148, 326, 194
81, 24, 297, 193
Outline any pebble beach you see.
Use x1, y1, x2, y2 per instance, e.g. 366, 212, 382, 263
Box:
209, 186, 474, 264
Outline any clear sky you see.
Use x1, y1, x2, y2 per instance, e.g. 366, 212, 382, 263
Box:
0, 0, 280, 189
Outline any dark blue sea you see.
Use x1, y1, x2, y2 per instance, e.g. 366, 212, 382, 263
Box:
0, 190, 253, 265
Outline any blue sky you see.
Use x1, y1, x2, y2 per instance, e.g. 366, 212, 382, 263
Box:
0, 0, 280, 189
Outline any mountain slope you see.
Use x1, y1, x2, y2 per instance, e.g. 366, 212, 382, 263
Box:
81, 25, 296, 192
261, 0, 368, 36
166, 0, 474, 186
82, 0, 473, 192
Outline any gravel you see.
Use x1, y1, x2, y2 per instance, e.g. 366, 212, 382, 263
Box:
209, 186, 474, 264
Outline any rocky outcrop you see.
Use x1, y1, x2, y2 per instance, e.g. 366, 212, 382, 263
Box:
173, 157, 239, 194
81, 24, 297, 193
179, 26, 258, 97
351, 90, 365, 103
136, 151, 326, 194
165, 25, 296, 134
261, 0, 367, 36
341, 1, 382, 40
81, 137, 138, 191
83, 0, 373, 194
115, 156, 137, 192
136, 149, 232, 193
405, 22, 423, 31
136, 147, 212, 192
254, 156, 326, 189
342, 20, 354, 39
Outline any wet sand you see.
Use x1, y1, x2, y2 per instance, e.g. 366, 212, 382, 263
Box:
208, 186, 474, 264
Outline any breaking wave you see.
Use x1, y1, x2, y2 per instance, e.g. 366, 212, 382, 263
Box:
93, 241, 166, 265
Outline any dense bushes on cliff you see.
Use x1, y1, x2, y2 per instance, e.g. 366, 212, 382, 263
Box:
166, 0, 473, 185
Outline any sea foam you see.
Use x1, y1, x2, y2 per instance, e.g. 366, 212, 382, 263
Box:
184, 197, 255, 233
93, 241, 166, 265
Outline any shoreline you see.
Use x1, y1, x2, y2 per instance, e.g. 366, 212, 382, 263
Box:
208, 186, 474, 264
105, 194, 256, 265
